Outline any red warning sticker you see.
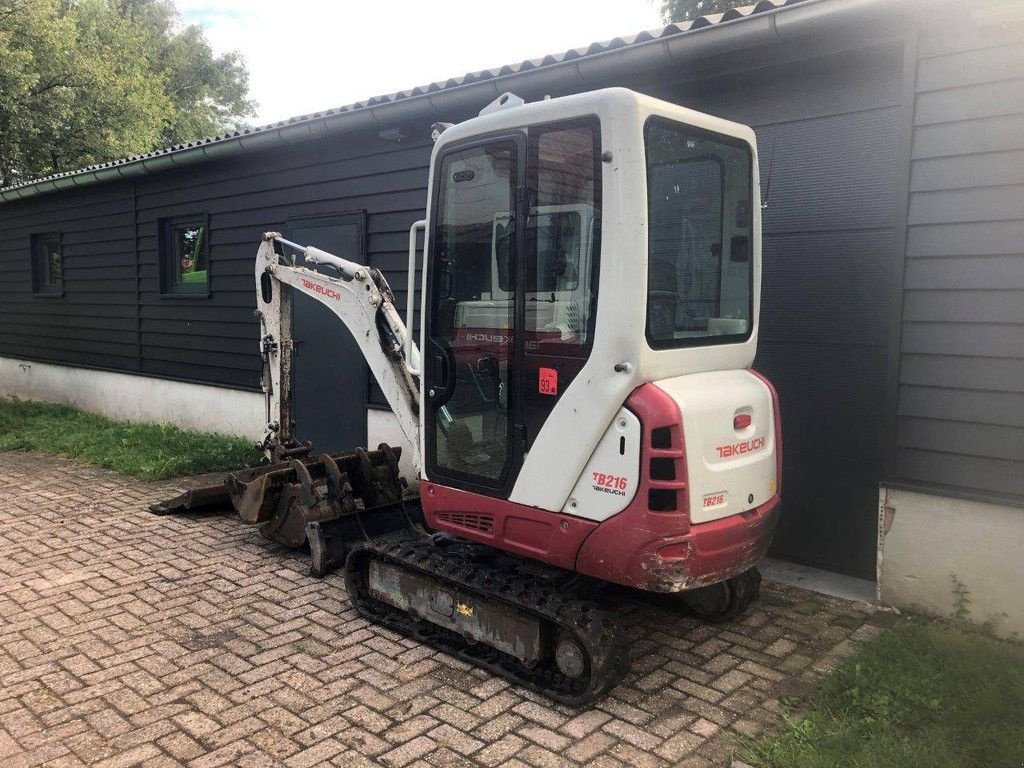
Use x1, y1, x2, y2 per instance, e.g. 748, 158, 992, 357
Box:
538, 367, 558, 396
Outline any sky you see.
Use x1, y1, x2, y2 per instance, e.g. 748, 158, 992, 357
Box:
176, 0, 665, 125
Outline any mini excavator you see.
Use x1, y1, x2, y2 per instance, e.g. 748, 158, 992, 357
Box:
152, 89, 782, 705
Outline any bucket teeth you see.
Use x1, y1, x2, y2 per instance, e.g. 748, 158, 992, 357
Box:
320, 454, 358, 514
149, 443, 407, 551
259, 484, 309, 548
235, 444, 404, 547
292, 459, 319, 508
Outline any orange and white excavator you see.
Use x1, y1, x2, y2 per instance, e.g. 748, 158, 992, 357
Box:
153, 88, 782, 705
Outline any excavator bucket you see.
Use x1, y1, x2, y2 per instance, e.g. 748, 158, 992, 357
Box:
148, 483, 233, 516
150, 443, 409, 550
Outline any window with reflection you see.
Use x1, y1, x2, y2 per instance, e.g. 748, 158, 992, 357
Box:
31, 232, 62, 296
160, 216, 209, 294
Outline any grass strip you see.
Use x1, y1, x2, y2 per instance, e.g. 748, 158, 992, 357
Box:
745, 620, 1024, 768
0, 398, 264, 480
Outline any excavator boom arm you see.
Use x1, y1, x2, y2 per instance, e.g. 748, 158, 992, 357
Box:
255, 232, 421, 471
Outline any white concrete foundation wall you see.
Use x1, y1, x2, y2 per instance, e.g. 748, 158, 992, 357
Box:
0, 356, 264, 439
878, 486, 1024, 639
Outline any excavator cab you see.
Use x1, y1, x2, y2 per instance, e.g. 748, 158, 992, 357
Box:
419, 91, 779, 588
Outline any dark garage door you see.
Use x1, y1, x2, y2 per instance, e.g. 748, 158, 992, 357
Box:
288, 215, 368, 454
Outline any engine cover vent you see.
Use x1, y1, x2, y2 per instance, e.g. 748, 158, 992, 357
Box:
436, 511, 495, 534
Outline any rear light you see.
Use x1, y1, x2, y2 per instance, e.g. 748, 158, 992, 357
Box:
734, 413, 752, 430
657, 541, 693, 561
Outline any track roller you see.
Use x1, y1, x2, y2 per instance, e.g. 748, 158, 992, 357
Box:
682, 567, 761, 623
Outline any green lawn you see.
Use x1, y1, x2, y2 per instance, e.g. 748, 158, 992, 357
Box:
745, 620, 1024, 768
0, 398, 264, 480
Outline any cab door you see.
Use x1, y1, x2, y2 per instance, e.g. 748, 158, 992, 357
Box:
424, 135, 524, 496
424, 119, 603, 502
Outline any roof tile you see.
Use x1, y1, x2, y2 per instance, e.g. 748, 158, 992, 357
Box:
0, 0, 799, 196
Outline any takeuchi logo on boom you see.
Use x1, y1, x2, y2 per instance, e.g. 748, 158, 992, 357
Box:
301, 278, 340, 301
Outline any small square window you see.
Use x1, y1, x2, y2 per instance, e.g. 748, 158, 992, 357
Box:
31, 232, 63, 296
160, 216, 209, 295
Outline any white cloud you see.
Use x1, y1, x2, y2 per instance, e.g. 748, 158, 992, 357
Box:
175, 0, 663, 124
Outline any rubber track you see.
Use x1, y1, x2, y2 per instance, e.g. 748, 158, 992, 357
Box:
345, 534, 630, 707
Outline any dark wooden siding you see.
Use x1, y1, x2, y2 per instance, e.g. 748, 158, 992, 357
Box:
132, 133, 433, 390
890, 25, 1024, 502
0, 185, 139, 372
0, 131, 435, 392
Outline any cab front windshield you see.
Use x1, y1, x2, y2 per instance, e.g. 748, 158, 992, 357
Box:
645, 117, 753, 348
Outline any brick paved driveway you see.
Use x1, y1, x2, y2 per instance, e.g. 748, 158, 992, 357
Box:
0, 452, 892, 768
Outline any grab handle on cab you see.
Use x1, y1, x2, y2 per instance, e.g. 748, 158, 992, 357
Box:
406, 219, 427, 377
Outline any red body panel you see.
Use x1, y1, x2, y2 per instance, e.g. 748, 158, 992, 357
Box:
576, 379, 780, 591
422, 482, 598, 570
421, 378, 783, 593
576, 492, 779, 591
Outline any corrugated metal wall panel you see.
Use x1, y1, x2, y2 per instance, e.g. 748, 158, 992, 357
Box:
755, 342, 887, 462
649, 41, 903, 577
770, 452, 881, 573
760, 230, 894, 344
515, 42, 903, 577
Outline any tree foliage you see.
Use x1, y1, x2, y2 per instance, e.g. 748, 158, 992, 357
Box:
660, 0, 749, 23
0, 0, 254, 188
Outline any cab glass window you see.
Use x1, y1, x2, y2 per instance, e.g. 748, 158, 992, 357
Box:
430, 142, 517, 484
645, 118, 753, 348
523, 118, 602, 356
